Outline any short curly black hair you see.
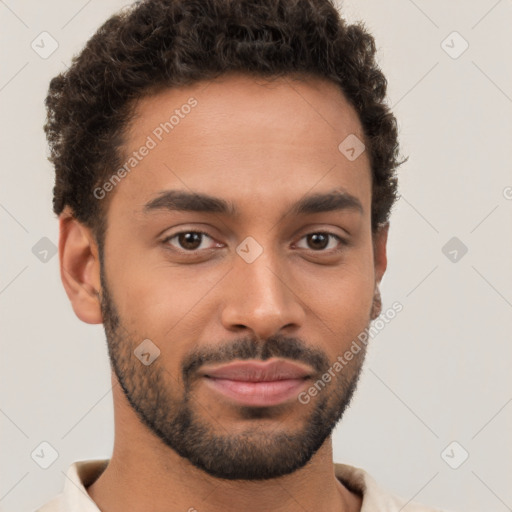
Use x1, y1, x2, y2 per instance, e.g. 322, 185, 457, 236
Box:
44, 0, 405, 246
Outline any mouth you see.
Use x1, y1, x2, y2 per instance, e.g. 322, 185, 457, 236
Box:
199, 359, 313, 407
202, 377, 309, 407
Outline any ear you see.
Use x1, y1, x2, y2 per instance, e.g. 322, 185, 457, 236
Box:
59, 208, 103, 324
373, 222, 389, 285
370, 222, 389, 320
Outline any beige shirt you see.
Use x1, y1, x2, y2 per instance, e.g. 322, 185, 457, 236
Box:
35, 459, 446, 511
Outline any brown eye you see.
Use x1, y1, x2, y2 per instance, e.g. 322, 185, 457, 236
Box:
163, 231, 215, 252
177, 232, 203, 250
296, 232, 345, 252
307, 233, 329, 250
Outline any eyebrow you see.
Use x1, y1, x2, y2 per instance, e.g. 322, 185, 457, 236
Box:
143, 188, 363, 217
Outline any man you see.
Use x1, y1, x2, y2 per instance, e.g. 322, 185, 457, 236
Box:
37, 0, 446, 510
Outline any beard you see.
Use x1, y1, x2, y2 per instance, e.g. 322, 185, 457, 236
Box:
99, 267, 368, 481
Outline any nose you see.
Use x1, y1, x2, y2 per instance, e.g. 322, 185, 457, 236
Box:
220, 246, 306, 340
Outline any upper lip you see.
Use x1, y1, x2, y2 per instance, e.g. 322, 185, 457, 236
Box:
200, 359, 313, 382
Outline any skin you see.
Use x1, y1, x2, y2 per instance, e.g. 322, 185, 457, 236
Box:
59, 72, 388, 512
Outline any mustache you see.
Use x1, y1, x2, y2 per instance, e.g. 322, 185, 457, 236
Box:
182, 333, 330, 384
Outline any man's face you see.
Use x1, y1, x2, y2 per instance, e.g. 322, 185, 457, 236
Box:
97, 73, 384, 480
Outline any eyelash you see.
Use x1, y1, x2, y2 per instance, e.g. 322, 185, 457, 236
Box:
161, 230, 347, 256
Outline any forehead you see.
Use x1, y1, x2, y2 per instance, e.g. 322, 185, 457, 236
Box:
109, 73, 371, 221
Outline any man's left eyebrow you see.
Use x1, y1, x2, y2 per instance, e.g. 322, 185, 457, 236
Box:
288, 189, 363, 216
142, 188, 363, 217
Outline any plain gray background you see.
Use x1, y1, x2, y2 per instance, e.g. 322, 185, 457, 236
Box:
1, 1, 511, 511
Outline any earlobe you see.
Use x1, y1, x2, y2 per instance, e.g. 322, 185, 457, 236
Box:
59, 209, 103, 324
370, 286, 382, 320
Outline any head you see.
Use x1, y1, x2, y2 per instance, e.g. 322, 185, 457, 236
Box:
46, 0, 404, 480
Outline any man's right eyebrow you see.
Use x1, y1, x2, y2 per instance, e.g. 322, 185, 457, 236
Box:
143, 190, 238, 216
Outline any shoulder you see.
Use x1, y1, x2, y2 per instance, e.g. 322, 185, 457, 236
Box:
33, 492, 64, 512
334, 462, 450, 512
33, 458, 109, 512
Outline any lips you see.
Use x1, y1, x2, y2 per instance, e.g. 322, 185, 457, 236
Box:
199, 359, 313, 407
200, 359, 313, 381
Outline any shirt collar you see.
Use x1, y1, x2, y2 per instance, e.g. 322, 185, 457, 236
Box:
60, 458, 421, 512
62, 459, 108, 511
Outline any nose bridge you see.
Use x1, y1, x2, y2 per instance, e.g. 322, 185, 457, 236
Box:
221, 237, 304, 336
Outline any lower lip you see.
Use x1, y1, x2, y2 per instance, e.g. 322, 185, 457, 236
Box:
203, 377, 308, 406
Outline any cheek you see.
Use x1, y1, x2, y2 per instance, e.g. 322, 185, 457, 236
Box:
310, 273, 374, 336
107, 257, 221, 348
298, 249, 376, 349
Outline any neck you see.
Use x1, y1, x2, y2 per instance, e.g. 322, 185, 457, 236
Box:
86, 375, 362, 512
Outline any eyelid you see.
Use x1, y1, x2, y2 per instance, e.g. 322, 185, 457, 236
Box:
161, 228, 348, 255
293, 232, 347, 251
161, 230, 220, 251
